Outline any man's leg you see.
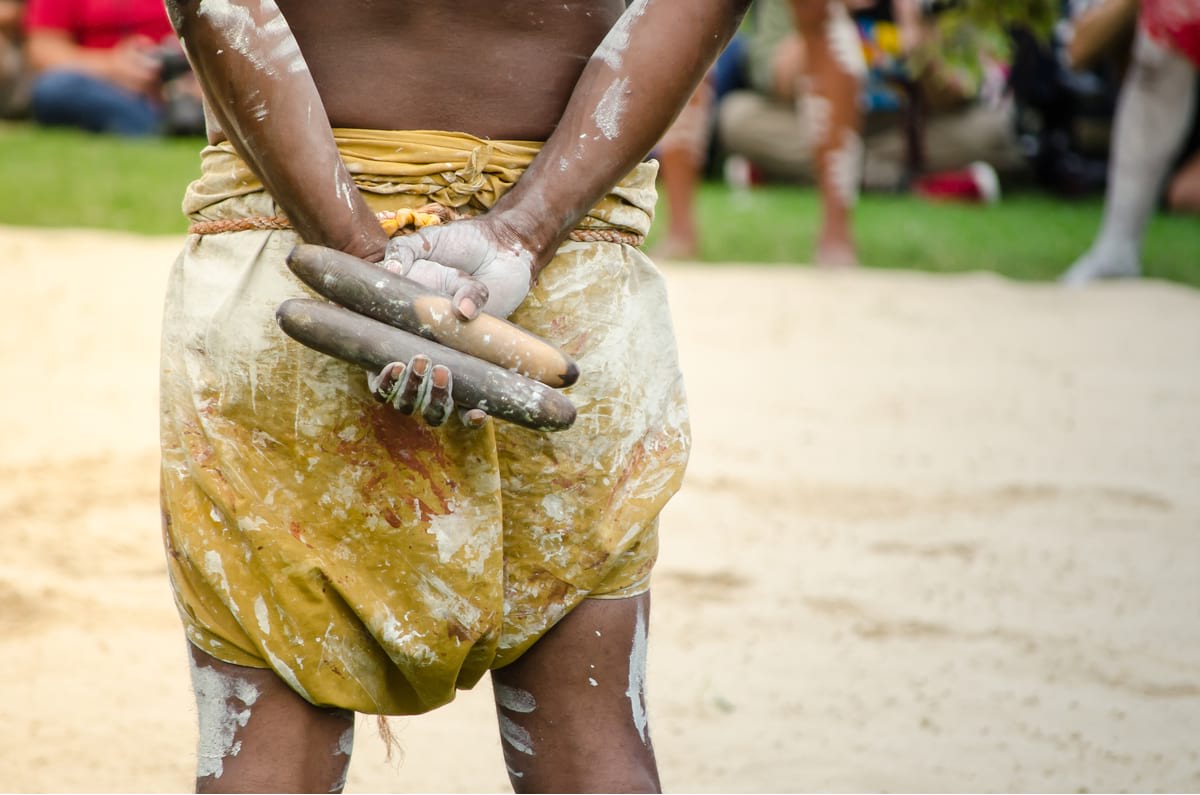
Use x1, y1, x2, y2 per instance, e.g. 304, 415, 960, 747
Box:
490, 593, 660, 793
792, 0, 866, 267
187, 643, 355, 794
1062, 28, 1198, 285
1167, 150, 1200, 213
30, 69, 161, 135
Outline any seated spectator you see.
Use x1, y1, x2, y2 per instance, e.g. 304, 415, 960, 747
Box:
0, 0, 30, 118
24, 0, 203, 136
717, 0, 1027, 200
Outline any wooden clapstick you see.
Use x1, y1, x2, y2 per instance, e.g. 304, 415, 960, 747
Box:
285, 244, 579, 389
276, 298, 577, 431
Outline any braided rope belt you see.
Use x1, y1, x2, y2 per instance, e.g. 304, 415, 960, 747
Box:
188, 203, 645, 247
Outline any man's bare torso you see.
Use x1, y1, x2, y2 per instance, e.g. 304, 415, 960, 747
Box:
270, 0, 623, 140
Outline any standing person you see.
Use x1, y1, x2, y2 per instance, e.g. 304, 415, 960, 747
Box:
1062, 0, 1200, 284
791, 0, 869, 267
161, 0, 748, 791
24, 0, 202, 135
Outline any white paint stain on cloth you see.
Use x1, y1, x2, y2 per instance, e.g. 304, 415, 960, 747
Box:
254, 595, 271, 636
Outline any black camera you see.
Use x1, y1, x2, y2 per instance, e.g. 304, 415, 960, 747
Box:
158, 47, 192, 83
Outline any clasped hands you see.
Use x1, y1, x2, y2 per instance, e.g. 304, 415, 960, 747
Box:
367, 215, 541, 427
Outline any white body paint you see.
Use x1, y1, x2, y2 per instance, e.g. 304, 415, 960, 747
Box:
592, 0, 648, 70
198, 0, 308, 77
624, 601, 649, 743
592, 76, 629, 140
801, 93, 832, 148
499, 714, 537, 756
826, 1, 867, 79
826, 131, 863, 207
495, 683, 538, 714
189, 654, 261, 780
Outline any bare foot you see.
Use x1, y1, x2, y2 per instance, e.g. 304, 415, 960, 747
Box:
651, 234, 699, 261
1061, 242, 1140, 286
814, 240, 859, 269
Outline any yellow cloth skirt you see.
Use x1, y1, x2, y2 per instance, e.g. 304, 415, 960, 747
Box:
159, 129, 691, 715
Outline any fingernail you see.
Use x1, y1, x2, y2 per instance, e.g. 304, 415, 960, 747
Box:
459, 298, 478, 319
411, 356, 429, 375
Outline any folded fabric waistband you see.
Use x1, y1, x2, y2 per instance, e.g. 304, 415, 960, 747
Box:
182, 128, 659, 240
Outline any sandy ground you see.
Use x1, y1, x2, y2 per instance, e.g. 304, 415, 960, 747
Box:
1, 223, 1199, 793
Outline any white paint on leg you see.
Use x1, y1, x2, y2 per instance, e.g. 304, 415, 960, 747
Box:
189, 654, 261, 780
625, 601, 649, 744
329, 725, 354, 793
495, 683, 538, 714
499, 714, 537, 756
335, 725, 354, 756
826, 131, 863, 208
826, 1, 867, 79
802, 93, 832, 149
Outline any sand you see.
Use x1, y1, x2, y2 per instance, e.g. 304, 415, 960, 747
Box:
1, 223, 1198, 793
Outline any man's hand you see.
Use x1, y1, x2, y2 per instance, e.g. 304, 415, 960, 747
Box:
382, 217, 539, 321
367, 355, 488, 428
107, 36, 163, 96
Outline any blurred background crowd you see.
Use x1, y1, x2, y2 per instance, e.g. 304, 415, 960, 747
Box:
651, 0, 1200, 281
0, 0, 1196, 283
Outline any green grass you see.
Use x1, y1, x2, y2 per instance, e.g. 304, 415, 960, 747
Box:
2, 122, 1198, 286
0, 122, 204, 235
649, 183, 1200, 285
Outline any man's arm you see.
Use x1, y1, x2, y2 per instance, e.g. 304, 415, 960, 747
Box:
491, 0, 752, 275
381, 0, 752, 319
164, 0, 388, 262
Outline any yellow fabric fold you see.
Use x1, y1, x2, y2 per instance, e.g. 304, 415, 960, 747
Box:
183, 128, 658, 237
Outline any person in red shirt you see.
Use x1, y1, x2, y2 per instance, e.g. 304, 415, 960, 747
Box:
24, 0, 202, 134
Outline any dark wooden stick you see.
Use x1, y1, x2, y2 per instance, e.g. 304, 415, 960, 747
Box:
286, 244, 579, 388
276, 298, 577, 431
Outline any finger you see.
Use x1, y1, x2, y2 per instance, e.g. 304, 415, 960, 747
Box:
407, 259, 489, 321
422, 365, 455, 426
367, 361, 405, 404
392, 355, 430, 414
381, 236, 417, 275
450, 278, 488, 322
458, 406, 489, 429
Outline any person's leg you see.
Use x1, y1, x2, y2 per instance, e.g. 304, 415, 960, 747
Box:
491, 593, 659, 793
792, 0, 866, 267
187, 643, 355, 793
30, 69, 160, 135
1167, 149, 1200, 213
654, 81, 714, 260
1062, 29, 1198, 285
716, 90, 815, 182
